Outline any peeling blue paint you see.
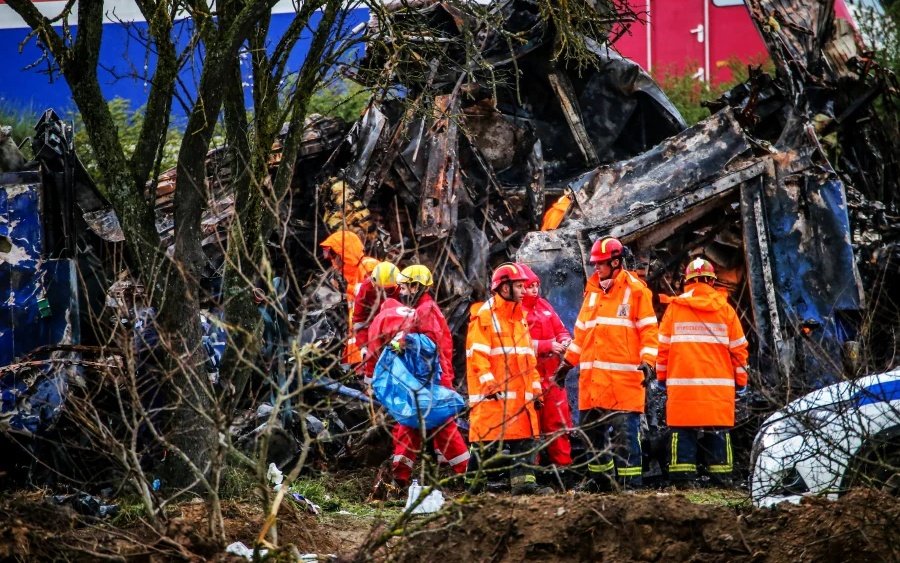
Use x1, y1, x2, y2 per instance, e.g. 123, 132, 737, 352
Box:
0, 171, 81, 433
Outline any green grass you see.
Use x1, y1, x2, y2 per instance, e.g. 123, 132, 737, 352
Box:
0, 101, 40, 159
107, 495, 155, 527
289, 474, 405, 519
220, 465, 258, 500
677, 487, 751, 508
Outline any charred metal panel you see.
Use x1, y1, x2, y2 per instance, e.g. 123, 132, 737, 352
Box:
518, 149, 765, 332
0, 170, 79, 434
571, 109, 751, 230
1, 171, 77, 366
576, 41, 688, 163
741, 136, 863, 388
344, 106, 388, 189
517, 229, 588, 332
419, 96, 460, 239
547, 71, 601, 167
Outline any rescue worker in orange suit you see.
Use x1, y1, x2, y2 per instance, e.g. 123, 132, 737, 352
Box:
384, 264, 469, 485
466, 263, 544, 494
516, 263, 573, 468
355, 261, 401, 382
540, 192, 572, 231
656, 258, 749, 486
557, 237, 658, 490
319, 230, 368, 365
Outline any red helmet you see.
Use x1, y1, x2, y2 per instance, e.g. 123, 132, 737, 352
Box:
491, 262, 530, 292
590, 237, 624, 264
684, 257, 717, 282
516, 263, 540, 287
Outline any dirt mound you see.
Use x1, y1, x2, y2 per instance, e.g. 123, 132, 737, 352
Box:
3, 488, 896, 561
380, 489, 900, 562
0, 492, 358, 561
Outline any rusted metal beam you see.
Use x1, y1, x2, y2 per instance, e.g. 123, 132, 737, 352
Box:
547, 71, 601, 167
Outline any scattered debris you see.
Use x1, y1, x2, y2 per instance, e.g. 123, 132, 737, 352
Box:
404, 479, 445, 514
0, 0, 897, 496
50, 492, 119, 519
226, 541, 269, 560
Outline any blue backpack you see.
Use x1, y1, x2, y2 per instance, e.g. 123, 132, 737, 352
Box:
372, 333, 465, 429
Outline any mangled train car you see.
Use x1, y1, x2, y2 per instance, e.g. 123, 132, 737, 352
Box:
519, 0, 897, 395
0, 0, 897, 487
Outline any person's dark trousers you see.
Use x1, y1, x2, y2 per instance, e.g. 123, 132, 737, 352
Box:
668, 428, 733, 485
507, 439, 538, 491
465, 439, 536, 491
580, 408, 643, 489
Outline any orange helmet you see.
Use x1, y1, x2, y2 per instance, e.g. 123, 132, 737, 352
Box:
491, 263, 529, 292
684, 257, 717, 282
590, 237, 624, 264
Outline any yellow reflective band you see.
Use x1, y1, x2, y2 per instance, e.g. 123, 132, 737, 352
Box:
510, 474, 537, 485
668, 463, 698, 473
671, 433, 679, 468
708, 465, 732, 474
617, 466, 642, 476
726, 433, 733, 467
589, 461, 615, 473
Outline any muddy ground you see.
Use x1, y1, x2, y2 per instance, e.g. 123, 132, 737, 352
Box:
1, 487, 897, 562
379, 489, 900, 563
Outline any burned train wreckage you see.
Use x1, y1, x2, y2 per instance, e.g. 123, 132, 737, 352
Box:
1, 0, 898, 481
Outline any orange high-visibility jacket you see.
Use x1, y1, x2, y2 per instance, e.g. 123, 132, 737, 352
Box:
540, 194, 572, 231
564, 269, 658, 413
466, 296, 542, 442
320, 230, 367, 364
656, 282, 749, 427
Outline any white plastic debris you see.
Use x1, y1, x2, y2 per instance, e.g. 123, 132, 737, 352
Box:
225, 541, 268, 559
405, 479, 445, 514
267, 462, 284, 492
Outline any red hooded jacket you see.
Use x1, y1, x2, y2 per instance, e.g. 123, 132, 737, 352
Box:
409, 293, 455, 388
353, 278, 399, 354
522, 295, 571, 381
363, 295, 454, 389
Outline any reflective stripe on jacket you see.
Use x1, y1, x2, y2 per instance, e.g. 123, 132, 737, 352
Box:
320, 230, 368, 364
466, 296, 541, 442
656, 282, 749, 427
564, 269, 658, 413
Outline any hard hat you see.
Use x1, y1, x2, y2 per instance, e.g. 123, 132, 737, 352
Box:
398, 264, 434, 287
361, 256, 380, 275
371, 261, 400, 288
589, 237, 624, 264
516, 263, 540, 286
490, 262, 529, 292
684, 257, 717, 282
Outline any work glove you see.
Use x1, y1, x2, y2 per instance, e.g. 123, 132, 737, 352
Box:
533, 397, 544, 410
657, 380, 667, 392
553, 361, 573, 387
360, 346, 368, 360
638, 361, 657, 388
389, 332, 406, 353
735, 385, 749, 398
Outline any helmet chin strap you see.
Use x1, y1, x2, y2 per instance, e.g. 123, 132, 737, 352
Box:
497, 282, 516, 302
598, 258, 622, 283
